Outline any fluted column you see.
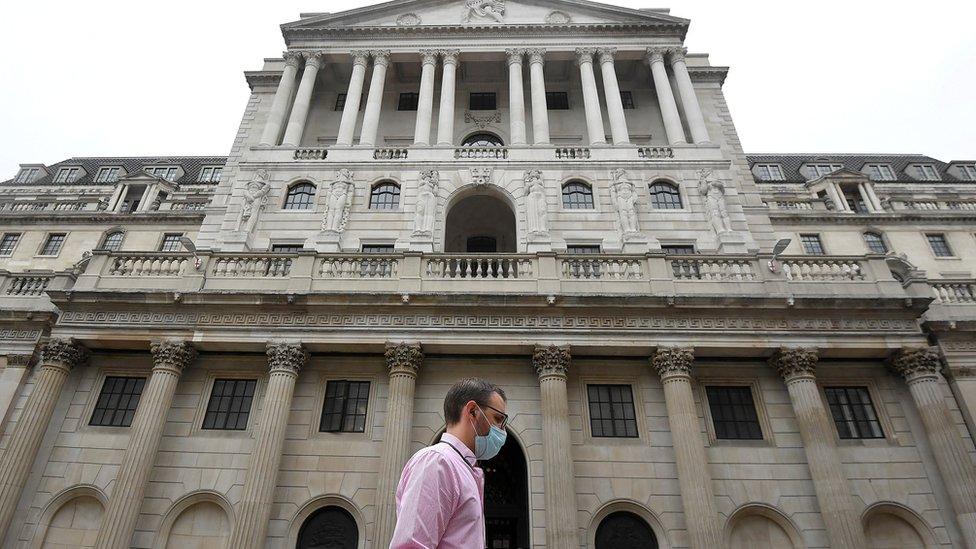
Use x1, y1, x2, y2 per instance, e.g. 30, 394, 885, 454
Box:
651, 348, 723, 549
413, 51, 439, 146
259, 52, 302, 146
506, 49, 527, 145
359, 50, 391, 147
95, 341, 197, 549
436, 50, 460, 146
889, 347, 976, 546
527, 49, 551, 145
282, 52, 325, 147
0, 339, 87, 540
534, 345, 579, 547
373, 342, 424, 548
229, 343, 308, 548
770, 348, 868, 549
597, 48, 630, 145
336, 51, 370, 146
575, 48, 607, 146
668, 47, 710, 145
645, 48, 686, 145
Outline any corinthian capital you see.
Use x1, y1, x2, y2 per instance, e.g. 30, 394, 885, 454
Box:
668, 46, 688, 64
40, 338, 89, 372
282, 51, 303, 68
575, 48, 597, 65
385, 342, 423, 378
302, 51, 325, 69
526, 48, 547, 65
888, 347, 942, 383
266, 342, 308, 375
645, 48, 667, 65
420, 49, 439, 66
651, 347, 694, 381
351, 50, 371, 67
150, 340, 197, 374
505, 48, 525, 66
371, 50, 392, 67
440, 49, 461, 66
769, 347, 819, 382
533, 345, 570, 379
597, 47, 617, 65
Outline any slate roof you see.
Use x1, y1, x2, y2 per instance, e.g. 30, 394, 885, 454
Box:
3, 156, 228, 186
746, 154, 971, 184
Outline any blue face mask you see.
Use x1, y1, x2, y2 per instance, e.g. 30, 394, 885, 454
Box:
472, 406, 507, 460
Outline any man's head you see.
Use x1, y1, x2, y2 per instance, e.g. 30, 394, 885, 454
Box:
443, 378, 508, 453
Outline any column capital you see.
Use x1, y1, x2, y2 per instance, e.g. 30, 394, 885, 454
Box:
420, 49, 439, 66
282, 51, 303, 68
645, 48, 667, 64
668, 46, 689, 64
596, 47, 617, 65
301, 51, 325, 69
770, 347, 819, 383
574, 48, 596, 66
266, 342, 308, 376
506, 48, 525, 66
527, 48, 547, 65
150, 340, 197, 374
40, 338, 89, 373
533, 345, 570, 379
888, 346, 943, 383
371, 50, 392, 67
385, 342, 423, 378
351, 50, 371, 67
651, 347, 694, 381
439, 49, 461, 66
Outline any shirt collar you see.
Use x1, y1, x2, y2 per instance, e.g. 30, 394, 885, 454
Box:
441, 432, 476, 466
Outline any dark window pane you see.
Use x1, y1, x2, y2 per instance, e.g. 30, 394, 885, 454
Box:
824, 386, 885, 440
620, 91, 635, 109
159, 234, 183, 252
864, 233, 888, 254
562, 181, 594, 209
0, 234, 20, 256
40, 234, 66, 256
320, 380, 370, 433
801, 234, 825, 255
398, 93, 419, 111
284, 183, 316, 210
649, 183, 682, 209
587, 384, 638, 438
461, 133, 504, 147
469, 92, 497, 111
706, 386, 763, 440
926, 234, 953, 257
202, 379, 257, 430
369, 182, 401, 209
546, 92, 570, 110
334, 93, 347, 111
90, 376, 147, 427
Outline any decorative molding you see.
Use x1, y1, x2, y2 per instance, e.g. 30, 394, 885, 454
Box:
769, 347, 819, 382
385, 342, 423, 378
0, 329, 42, 341
505, 48, 525, 66
545, 11, 572, 24
464, 111, 502, 129
350, 50, 371, 68
651, 347, 694, 380
440, 49, 461, 66
667, 46, 688, 64
282, 51, 303, 68
470, 167, 493, 186
527, 48, 547, 65
888, 346, 942, 383
40, 338, 89, 372
420, 49, 439, 66
597, 48, 617, 65
5, 354, 35, 368
574, 48, 597, 65
533, 345, 570, 379
396, 13, 422, 26
463, 0, 506, 24
645, 48, 667, 64
266, 342, 309, 375
282, 22, 688, 41
370, 50, 392, 67
302, 51, 325, 69
150, 340, 197, 374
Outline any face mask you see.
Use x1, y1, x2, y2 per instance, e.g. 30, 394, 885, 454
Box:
471, 406, 507, 460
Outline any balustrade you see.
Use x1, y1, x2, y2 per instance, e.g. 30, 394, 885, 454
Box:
374, 148, 409, 160
638, 146, 674, 159
932, 281, 976, 304
670, 256, 757, 281
294, 148, 328, 160
425, 255, 531, 279
555, 147, 591, 159
319, 255, 399, 279
781, 258, 864, 281
4, 275, 52, 296
108, 254, 188, 277
455, 147, 508, 159
560, 256, 643, 280
211, 255, 292, 278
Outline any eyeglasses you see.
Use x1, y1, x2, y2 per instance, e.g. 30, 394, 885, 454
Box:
482, 404, 509, 429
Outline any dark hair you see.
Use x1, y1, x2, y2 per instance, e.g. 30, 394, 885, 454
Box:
444, 377, 506, 425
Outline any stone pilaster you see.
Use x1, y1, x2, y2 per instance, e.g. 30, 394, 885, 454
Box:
0, 339, 87, 540
258, 51, 302, 146
889, 347, 976, 546
650, 347, 722, 549
506, 49, 527, 145
770, 348, 868, 549
575, 48, 607, 146
282, 51, 325, 147
667, 47, 711, 144
359, 50, 391, 147
597, 48, 630, 145
373, 342, 424, 548
436, 50, 460, 146
413, 50, 439, 146
645, 48, 686, 145
527, 49, 551, 145
336, 51, 370, 146
533, 345, 579, 547
95, 341, 197, 549
229, 342, 308, 548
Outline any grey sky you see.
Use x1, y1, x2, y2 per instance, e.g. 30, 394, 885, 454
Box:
1, 0, 973, 178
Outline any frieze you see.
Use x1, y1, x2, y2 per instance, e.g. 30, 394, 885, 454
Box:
0, 329, 42, 341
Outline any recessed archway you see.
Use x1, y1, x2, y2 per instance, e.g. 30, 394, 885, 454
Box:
444, 191, 517, 253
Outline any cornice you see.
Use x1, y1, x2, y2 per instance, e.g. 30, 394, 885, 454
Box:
245, 71, 282, 91
0, 211, 206, 225
688, 66, 728, 85
767, 210, 976, 224
283, 22, 687, 41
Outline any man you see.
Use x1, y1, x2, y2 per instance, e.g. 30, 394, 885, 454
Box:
390, 377, 508, 548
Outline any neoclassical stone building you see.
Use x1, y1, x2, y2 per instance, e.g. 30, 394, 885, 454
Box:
1, 1, 975, 548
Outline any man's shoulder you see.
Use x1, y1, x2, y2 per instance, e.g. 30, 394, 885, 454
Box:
407, 441, 453, 465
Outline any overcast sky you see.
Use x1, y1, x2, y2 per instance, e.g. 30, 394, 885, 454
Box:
1, 0, 973, 177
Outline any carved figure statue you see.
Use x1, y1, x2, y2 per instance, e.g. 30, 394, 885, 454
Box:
413, 170, 439, 236
235, 169, 272, 233
463, 0, 506, 23
698, 169, 733, 234
322, 169, 355, 233
96, 197, 109, 211
523, 170, 549, 235
609, 169, 641, 235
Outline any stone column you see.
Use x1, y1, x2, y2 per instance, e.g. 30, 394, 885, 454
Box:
668, 47, 710, 145
0, 339, 87, 540
95, 341, 197, 549
533, 345, 579, 547
597, 48, 630, 145
373, 342, 424, 548
336, 51, 370, 146
281, 52, 325, 147
857, 182, 878, 213
645, 48, 686, 146
769, 348, 868, 549
506, 49, 527, 145
575, 48, 607, 146
0, 354, 33, 428
229, 343, 308, 548
889, 347, 976, 546
527, 49, 551, 145
258, 52, 302, 146
436, 50, 460, 146
650, 348, 722, 549
413, 50, 439, 146
359, 50, 391, 147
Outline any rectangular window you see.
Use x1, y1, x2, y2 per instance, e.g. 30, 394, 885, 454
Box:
95, 167, 121, 183
398, 92, 420, 111
620, 91, 635, 109
469, 92, 497, 111
202, 379, 257, 430
320, 380, 371, 433
926, 233, 953, 257
159, 233, 184, 252
15, 168, 38, 183
756, 164, 784, 181
962, 165, 976, 181
146, 166, 178, 181
800, 234, 825, 255
705, 386, 763, 440
0, 233, 20, 256
271, 244, 305, 253
198, 166, 223, 182
866, 164, 895, 181
823, 386, 884, 439
662, 245, 696, 255
89, 376, 146, 427
918, 165, 940, 181
39, 233, 66, 256
587, 384, 638, 438
567, 245, 601, 254
843, 188, 869, 213
362, 244, 395, 254
810, 164, 842, 178
335, 93, 347, 111
53, 167, 81, 183
546, 92, 570, 110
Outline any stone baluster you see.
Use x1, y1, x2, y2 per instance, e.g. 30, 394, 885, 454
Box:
597, 48, 630, 145
95, 341, 197, 549
282, 52, 325, 147
889, 347, 976, 546
0, 339, 88, 540
534, 345, 579, 547
436, 50, 460, 146
259, 52, 302, 146
360, 50, 391, 147
769, 348, 868, 549
229, 343, 309, 547
575, 48, 607, 146
506, 49, 528, 145
667, 47, 710, 145
650, 347, 723, 549
527, 49, 551, 145
413, 51, 439, 146
373, 342, 424, 548
645, 48, 687, 145
336, 51, 370, 146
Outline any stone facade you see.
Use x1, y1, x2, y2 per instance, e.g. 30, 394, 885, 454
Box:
1, 1, 975, 548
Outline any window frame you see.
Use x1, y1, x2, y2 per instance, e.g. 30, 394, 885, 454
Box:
756, 164, 784, 181
468, 92, 497, 111
319, 379, 372, 434
800, 233, 826, 256
619, 91, 635, 110
201, 378, 259, 431
270, 243, 306, 253
696, 377, 773, 446
648, 181, 684, 210
561, 181, 595, 210
702, 385, 765, 441
198, 166, 223, 183
579, 375, 647, 444
99, 230, 126, 252
809, 164, 843, 178
14, 168, 39, 184
821, 384, 887, 441
566, 244, 601, 254
586, 383, 640, 439
37, 233, 67, 257
158, 233, 184, 253
368, 181, 401, 210
190, 373, 262, 436
925, 233, 955, 258
53, 167, 81, 184
461, 133, 505, 148
88, 375, 146, 428
0, 233, 21, 257
94, 167, 122, 183
397, 92, 420, 111
311, 373, 378, 440
961, 165, 976, 181
545, 91, 570, 110
283, 182, 317, 211
917, 164, 940, 181
862, 232, 888, 254
866, 164, 895, 181
145, 166, 179, 181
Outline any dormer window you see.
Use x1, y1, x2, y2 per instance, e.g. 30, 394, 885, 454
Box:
145, 166, 178, 181
95, 167, 122, 183
866, 164, 895, 181
960, 165, 976, 181
756, 164, 784, 181
53, 167, 81, 183
916, 165, 940, 181
199, 166, 223, 182
14, 168, 39, 184
810, 164, 843, 178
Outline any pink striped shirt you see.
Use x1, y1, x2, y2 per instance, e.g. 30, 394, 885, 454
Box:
390, 433, 486, 549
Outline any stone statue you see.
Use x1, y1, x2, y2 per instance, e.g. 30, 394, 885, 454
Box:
463, 0, 506, 23
96, 197, 109, 211
322, 169, 355, 233
523, 170, 549, 235
698, 169, 733, 234
609, 169, 641, 235
413, 170, 439, 236
235, 169, 272, 233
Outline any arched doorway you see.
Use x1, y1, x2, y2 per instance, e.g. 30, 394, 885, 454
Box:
296, 506, 358, 549
444, 192, 517, 254
483, 432, 530, 548
595, 511, 659, 549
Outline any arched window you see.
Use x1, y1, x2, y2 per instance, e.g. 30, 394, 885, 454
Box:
100, 230, 125, 251
284, 182, 316, 210
369, 182, 401, 210
297, 506, 358, 549
649, 182, 682, 209
562, 181, 594, 209
595, 511, 658, 549
863, 232, 888, 254
461, 133, 504, 147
